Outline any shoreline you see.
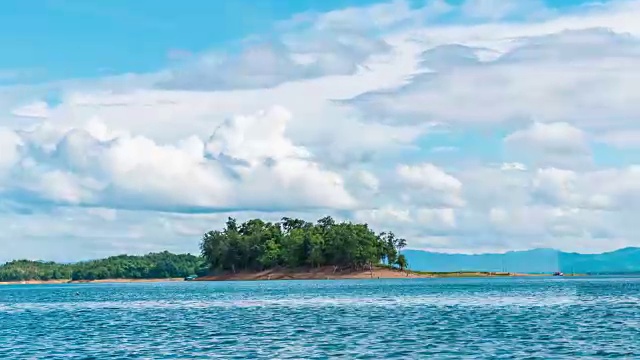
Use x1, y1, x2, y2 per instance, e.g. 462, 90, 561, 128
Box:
0, 268, 584, 285
0, 278, 184, 285
194, 267, 550, 282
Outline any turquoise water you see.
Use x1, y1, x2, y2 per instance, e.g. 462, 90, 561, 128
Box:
2, 277, 640, 359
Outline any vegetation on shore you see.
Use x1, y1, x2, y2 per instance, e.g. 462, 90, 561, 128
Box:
0, 215, 600, 284
200, 216, 408, 273
0, 251, 206, 282
0, 216, 409, 282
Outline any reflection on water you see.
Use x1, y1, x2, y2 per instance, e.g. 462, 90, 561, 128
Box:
1, 277, 640, 359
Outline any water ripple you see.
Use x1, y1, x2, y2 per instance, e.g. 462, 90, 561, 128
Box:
1, 277, 640, 358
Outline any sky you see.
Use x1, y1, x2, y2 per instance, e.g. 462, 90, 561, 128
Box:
2, 0, 640, 261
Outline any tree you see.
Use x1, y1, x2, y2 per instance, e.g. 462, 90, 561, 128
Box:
378, 232, 398, 266
281, 217, 308, 233
305, 232, 324, 268
199, 216, 410, 273
259, 238, 282, 268
1, 253, 205, 282
396, 254, 408, 272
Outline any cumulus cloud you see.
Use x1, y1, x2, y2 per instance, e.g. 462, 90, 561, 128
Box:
0, 106, 356, 213
505, 122, 589, 155
347, 159, 640, 253
396, 163, 465, 207
532, 166, 640, 210
352, 205, 456, 236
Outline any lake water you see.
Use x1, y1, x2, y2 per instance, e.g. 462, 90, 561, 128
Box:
1, 277, 640, 359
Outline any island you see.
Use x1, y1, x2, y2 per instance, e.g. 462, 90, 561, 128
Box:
0, 216, 540, 284
196, 216, 533, 280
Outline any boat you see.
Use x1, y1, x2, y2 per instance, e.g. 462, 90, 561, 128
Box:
552, 272, 564, 276
184, 275, 198, 281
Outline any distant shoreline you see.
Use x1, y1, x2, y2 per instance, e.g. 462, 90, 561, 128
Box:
194, 266, 552, 281
0, 268, 587, 285
0, 278, 184, 285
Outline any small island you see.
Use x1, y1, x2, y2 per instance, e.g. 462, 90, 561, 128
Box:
195, 216, 532, 280
0, 216, 537, 284
198, 216, 409, 277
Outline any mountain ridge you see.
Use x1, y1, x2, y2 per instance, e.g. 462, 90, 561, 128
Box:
402, 247, 640, 273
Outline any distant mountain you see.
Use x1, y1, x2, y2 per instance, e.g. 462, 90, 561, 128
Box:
402, 247, 640, 273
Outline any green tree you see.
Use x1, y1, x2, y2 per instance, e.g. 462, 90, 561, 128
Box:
1, 252, 205, 282
199, 216, 409, 273
396, 254, 408, 271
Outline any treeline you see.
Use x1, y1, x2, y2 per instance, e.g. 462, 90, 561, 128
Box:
0, 251, 206, 282
0, 260, 73, 282
200, 216, 408, 273
1, 216, 410, 281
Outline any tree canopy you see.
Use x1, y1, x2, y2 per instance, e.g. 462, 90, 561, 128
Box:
0, 252, 206, 282
200, 216, 407, 272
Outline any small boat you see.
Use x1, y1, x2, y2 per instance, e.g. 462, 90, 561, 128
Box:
553, 272, 564, 276
184, 275, 198, 281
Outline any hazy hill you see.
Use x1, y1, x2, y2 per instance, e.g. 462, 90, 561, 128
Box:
403, 247, 640, 273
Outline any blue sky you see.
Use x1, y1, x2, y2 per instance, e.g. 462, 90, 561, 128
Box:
0, 0, 608, 83
1, 0, 640, 261
1, 0, 386, 83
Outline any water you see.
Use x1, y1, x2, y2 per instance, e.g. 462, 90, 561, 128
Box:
1, 277, 640, 359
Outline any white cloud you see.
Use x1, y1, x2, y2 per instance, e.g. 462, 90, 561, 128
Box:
288, 0, 453, 32
0, 208, 204, 262
396, 163, 465, 207
0, 128, 21, 173
347, 28, 640, 133
313, 0, 417, 30
354, 205, 412, 225
532, 166, 640, 210
596, 129, 640, 149
86, 207, 118, 221
354, 170, 380, 192
155, 33, 390, 91
415, 208, 456, 228
501, 162, 527, 171
352, 205, 456, 235
11, 100, 51, 118
457, 164, 532, 210
505, 122, 589, 155
504, 122, 591, 167
10, 35, 424, 165
460, 0, 549, 21
0, 106, 356, 213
